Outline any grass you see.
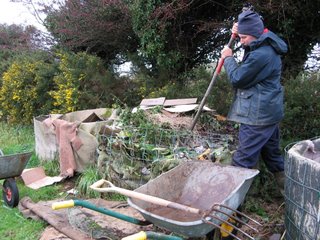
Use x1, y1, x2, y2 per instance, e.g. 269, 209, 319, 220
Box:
0, 122, 62, 240
0, 122, 125, 239
0, 207, 45, 240
0, 179, 62, 240
75, 166, 102, 198
0, 122, 34, 155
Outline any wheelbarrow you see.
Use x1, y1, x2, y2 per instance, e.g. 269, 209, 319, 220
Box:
0, 151, 32, 207
53, 161, 260, 239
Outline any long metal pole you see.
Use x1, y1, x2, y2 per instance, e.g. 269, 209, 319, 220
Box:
190, 33, 237, 131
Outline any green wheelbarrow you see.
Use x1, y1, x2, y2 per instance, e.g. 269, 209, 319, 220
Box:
0, 151, 32, 207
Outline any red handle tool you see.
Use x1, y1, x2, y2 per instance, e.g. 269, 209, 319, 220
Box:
190, 33, 237, 131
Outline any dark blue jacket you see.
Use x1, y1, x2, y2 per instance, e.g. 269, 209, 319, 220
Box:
224, 30, 288, 125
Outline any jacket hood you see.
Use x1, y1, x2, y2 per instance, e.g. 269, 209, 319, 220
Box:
250, 30, 288, 55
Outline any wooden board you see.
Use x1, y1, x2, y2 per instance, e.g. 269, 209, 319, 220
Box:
163, 98, 197, 106
140, 97, 166, 106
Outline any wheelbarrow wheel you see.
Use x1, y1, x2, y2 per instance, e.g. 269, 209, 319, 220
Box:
2, 178, 19, 208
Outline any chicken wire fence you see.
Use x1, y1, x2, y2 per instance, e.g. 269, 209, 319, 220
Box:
96, 125, 235, 190
284, 137, 320, 240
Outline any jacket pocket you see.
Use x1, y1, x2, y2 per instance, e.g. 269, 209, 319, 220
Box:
235, 90, 254, 117
266, 88, 284, 118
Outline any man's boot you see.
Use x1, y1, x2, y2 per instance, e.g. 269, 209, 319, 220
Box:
274, 171, 285, 196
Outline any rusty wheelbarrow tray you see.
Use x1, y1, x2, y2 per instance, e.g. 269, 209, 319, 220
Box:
87, 161, 260, 239
126, 161, 259, 238
0, 151, 32, 207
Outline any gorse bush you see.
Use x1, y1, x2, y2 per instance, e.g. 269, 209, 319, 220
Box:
0, 51, 113, 123
0, 62, 37, 123
49, 51, 112, 113
0, 55, 56, 124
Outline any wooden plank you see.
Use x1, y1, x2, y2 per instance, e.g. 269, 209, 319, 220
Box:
163, 98, 197, 106
140, 97, 166, 106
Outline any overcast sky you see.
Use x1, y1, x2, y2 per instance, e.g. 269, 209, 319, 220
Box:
0, 0, 46, 31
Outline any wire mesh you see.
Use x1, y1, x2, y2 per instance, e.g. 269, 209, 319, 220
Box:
97, 125, 235, 189
284, 138, 320, 240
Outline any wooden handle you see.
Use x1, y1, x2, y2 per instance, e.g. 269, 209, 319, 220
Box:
90, 179, 113, 190
189, 32, 238, 131
90, 179, 201, 215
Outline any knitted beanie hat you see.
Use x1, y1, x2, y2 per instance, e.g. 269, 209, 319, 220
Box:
238, 10, 264, 38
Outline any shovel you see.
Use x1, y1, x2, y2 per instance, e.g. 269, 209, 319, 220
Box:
90, 179, 260, 240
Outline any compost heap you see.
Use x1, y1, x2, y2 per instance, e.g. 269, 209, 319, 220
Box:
96, 108, 237, 190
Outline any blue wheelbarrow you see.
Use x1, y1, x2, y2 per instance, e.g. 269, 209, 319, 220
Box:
0, 151, 32, 207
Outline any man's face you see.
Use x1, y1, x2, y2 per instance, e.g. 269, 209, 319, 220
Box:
238, 34, 257, 47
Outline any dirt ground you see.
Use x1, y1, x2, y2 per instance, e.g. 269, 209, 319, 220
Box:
239, 196, 285, 239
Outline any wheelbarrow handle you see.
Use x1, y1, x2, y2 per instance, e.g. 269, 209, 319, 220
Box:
122, 231, 183, 240
122, 231, 147, 240
90, 179, 202, 215
52, 200, 75, 210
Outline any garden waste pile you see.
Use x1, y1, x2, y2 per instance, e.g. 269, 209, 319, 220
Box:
34, 104, 238, 189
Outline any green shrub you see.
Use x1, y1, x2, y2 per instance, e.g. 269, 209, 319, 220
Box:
178, 68, 320, 142
143, 66, 211, 100
282, 72, 320, 140
206, 72, 233, 116
142, 65, 233, 116
118, 73, 150, 107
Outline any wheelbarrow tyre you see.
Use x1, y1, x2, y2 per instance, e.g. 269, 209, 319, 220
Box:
2, 178, 19, 208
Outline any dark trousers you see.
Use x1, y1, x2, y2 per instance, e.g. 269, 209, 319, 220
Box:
232, 123, 284, 173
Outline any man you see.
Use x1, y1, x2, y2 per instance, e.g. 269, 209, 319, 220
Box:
221, 10, 288, 192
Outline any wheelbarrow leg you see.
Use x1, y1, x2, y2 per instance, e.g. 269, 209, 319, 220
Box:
206, 229, 216, 240
207, 228, 238, 240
